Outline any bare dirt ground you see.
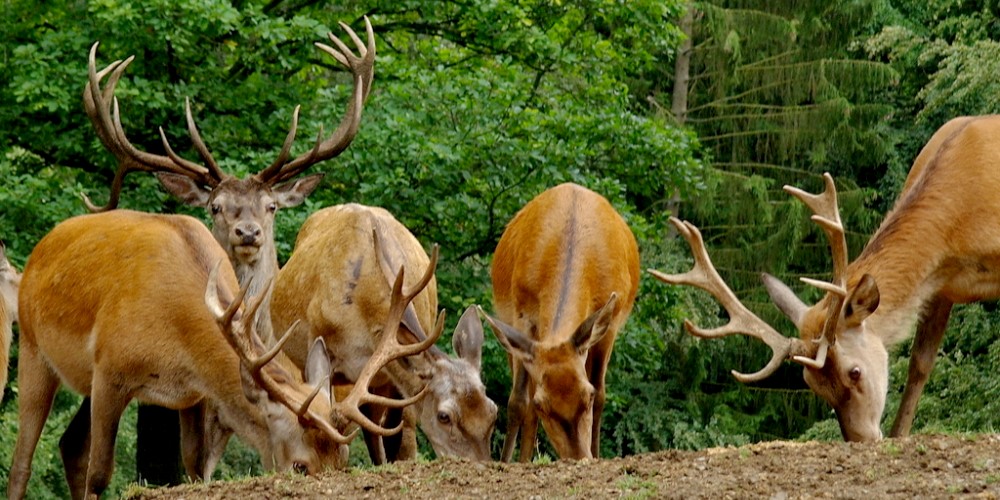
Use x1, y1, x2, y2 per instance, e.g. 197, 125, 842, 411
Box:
132, 434, 1000, 499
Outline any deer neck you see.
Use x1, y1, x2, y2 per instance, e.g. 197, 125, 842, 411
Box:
850, 201, 948, 347
232, 246, 280, 346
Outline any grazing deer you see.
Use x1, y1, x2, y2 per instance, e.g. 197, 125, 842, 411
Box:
82, 17, 374, 344
650, 116, 1000, 442
480, 183, 640, 461
0, 242, 20, 400
273, 204, 497, 463
7, 210, 440, 500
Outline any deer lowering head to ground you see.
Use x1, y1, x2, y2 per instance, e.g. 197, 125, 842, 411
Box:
7, 210, 439, 500
81, 17, 374, 344
0, 241, 20, 400
650, 116, 1000, 442
273, 204, 497, 463
480, 183, 640, 461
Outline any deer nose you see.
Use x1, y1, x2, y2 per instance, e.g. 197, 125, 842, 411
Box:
233, 223, 262, 246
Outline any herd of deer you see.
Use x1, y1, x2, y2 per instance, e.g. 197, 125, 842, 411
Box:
0, 17, 998, 500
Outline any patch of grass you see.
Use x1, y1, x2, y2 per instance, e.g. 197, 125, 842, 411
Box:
617, 472, 657, 500
985, 474, 1000, 485
119, 482, 150, 500
880, 441, 903, 456
532, 453, 553, 465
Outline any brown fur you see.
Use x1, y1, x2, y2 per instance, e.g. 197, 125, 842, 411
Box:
487, 183, 640, 461
273, 204, 497, 462
7, 211, 347, 500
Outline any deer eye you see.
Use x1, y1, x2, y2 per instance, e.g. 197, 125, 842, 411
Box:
210, 203, 221, 215
849, 366, 862, 382
437, 411, 451, 425
267, 202, 277, 213
292, 462, 309, 475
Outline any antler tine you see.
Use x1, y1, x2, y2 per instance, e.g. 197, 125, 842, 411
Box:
333, 243, 443, 437
648, 217, 805, 382
257, 16, 376, 185
784, 173, 848, 287
82, 42, 221, 212
785, 172, 849, 347
205, 265, 357, 444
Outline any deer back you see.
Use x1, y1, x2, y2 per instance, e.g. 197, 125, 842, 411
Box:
273, 203, 497, 460
486, 182, 640, 459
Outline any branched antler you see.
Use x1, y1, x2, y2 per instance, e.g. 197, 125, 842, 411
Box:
648, 218, 809, 382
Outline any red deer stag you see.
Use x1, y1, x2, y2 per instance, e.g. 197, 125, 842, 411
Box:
0, 241, 20, 400
8, 209, 440, 499
651, 116, 1000, 441
480, 183, 640, 461
273, 204, 497, 463
82, 17, 374, 344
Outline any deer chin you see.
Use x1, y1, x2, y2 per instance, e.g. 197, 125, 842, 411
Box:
233, 244, 261, 264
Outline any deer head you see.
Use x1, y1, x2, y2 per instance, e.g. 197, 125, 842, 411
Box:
0, 241, 20, 400
649, 173, 885, 442
80, 19, 376, 344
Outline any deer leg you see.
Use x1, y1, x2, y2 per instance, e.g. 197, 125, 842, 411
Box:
500, 360, 528, 462
85, 375, 132, 499
361, 403, 388, 465
8, 341, 60, 500
383, 404, 418, 461
587, 347, 612, 458
889, 297, 952, 437
60, 398, 93, 500
179, 402, 232, 481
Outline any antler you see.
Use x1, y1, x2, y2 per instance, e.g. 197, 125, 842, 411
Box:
783, 172, 848, 368
648, 218, 809, 382
333, 244, 445, 436
205, 263, 356, 443
82, 42, 225, 212
255, 16, 376, 185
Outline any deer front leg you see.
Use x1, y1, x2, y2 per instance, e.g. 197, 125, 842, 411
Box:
60, 399, 93, 500
501, 360, 529, 462
84, 375, 131, 499
382, 404, 418, 461
588, 346, 613, 458
8, 342, 61, 500
889, 297, 952, 437
179, 401, 232, 481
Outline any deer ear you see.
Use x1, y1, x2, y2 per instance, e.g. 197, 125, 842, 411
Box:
762, 273, 808, 329
453, 306, 485, 371
843, 274, 879, 329
572, 293, 618, 353
273, 173, 324, 208
479, 309, 535, 360
156, 172, 211, 207
304, 338, 333, 403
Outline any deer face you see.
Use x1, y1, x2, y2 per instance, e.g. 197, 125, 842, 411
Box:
524, 344, 596, 460
419, 359, 498, 460
156, 173, 322, 267
770, 273, 885, 442
242, 337, 350, 474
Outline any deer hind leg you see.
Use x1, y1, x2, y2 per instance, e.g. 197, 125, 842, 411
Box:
889, 297, 953, 438
60, 398, 93, 500
8, 341, 61, 500
84, 374, 132, 499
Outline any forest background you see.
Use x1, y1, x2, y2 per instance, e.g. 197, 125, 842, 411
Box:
3, 0, 1000, 497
